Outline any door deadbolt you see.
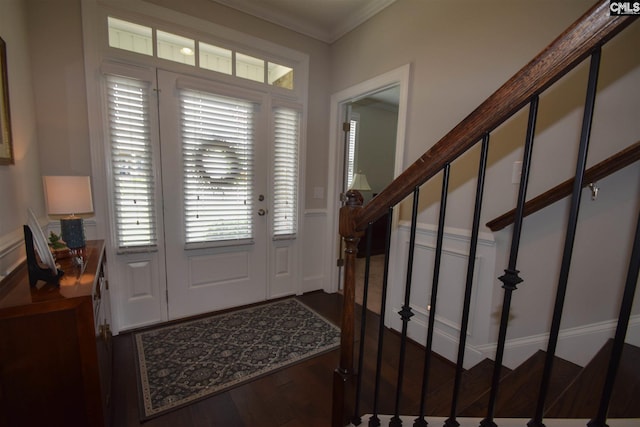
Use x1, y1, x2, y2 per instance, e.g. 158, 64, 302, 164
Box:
258, 194, 265, 201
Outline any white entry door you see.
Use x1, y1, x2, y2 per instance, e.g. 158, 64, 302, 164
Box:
103, 66, 302, 329
157, 71, 270, 319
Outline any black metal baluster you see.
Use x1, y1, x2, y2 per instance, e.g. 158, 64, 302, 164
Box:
369, 207, 394, 427
414, 164, 451, 427
445, 133, 490, 427
353, 223, 374, 426
528, 48, 601, 427
588, 209, 640, 427
480, 96, 539, 427
390, 188, 420, 427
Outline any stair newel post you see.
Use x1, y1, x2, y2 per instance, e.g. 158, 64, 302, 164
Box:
333, 189, 364, 427
480, 96, 539, 427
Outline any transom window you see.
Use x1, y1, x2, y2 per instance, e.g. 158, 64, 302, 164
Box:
107, 16, 294, 90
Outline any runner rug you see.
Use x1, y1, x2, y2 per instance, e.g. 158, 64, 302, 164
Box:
133, 298, 341, 420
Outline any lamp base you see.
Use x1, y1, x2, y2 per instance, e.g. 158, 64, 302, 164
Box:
61, 217, 86, 249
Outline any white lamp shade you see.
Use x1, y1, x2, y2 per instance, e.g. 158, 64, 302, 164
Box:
350, 172, 372, 191
43, 176, 94, 216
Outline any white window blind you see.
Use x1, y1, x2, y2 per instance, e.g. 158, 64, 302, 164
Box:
272, 107, 300, 239
180, 89, 255, 244
346, 117, 358, 189
106, 75, 158, 249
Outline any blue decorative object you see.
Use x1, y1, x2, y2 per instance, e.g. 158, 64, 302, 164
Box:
61, 217, 85, 249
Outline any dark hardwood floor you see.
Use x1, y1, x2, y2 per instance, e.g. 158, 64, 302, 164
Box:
109, 291, 640, 426
110, 291, 457, 426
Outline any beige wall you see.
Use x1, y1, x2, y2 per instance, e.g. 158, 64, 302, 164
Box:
27, 0, 91, 177
330, 0, 640, 339
0, 0, 44, 275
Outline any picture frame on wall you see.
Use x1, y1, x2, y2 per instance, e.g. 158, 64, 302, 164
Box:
0, 36, 14, 165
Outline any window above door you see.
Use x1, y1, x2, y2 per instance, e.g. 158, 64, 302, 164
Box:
107, 16, 296, 91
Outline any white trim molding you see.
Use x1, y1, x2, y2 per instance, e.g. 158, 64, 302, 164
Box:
386, 221, 497, 369
302, 209, 329, 293
326, 63, 411, 296
476, 315, 640, 369
0, 219, 98, 281
383, 220, 639, 370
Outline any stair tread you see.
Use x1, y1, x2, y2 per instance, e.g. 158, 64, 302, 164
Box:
545, 340, 640, 418
425, 358, 511, 416
459, 350, 582, 417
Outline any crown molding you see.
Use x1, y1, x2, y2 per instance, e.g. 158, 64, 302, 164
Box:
210, 0, 395, 44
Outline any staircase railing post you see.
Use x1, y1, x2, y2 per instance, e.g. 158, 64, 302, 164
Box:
332, 189, 364, 427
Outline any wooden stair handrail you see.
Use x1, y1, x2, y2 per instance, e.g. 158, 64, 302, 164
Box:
354, 1, 636, 231
333, 3, 636, 426
487, 140, 640, 232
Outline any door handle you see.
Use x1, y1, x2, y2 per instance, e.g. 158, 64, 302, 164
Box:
257, 208, 267, 216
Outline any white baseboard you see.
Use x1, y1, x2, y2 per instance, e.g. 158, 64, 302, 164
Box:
475, 315, 640, 369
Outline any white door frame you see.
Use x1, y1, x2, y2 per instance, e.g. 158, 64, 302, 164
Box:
325, 64, 411, 294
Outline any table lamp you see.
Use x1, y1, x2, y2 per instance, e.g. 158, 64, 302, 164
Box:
43, 176, 94, 249
350, 171, 371, 191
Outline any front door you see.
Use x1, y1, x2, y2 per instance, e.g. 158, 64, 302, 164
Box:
103, 66, 302, 329
157, 70, 269, 319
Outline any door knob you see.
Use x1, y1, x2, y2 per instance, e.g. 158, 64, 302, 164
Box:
257, 208, 267, 216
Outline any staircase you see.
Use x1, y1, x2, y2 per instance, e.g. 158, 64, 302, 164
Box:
350, 339, 640, 425
333, 2, 639, 426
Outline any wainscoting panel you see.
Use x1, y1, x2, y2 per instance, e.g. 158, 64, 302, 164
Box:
386, 221, 497, 369
302, 210, 328, 293
0, 227, 28, 281
0, 219, 98, 281
385, 221, 639, 370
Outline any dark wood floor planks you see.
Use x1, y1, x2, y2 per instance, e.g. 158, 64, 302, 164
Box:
111, 292, 344, 427
109, 291, 640, 426
111, 291, 447, 427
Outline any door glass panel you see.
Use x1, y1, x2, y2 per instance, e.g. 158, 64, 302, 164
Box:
180, 89, 255, 245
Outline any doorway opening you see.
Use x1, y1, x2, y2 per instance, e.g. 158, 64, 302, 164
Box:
325, 64, 411, 296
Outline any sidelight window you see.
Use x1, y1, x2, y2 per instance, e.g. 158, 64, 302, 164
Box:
272, 107, 300, 239
105, 75, 158, 249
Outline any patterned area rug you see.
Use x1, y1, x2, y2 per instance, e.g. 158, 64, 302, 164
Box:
134, 298, 341, 420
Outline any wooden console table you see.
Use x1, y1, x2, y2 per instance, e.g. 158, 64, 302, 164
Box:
0, 240, 112, 427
